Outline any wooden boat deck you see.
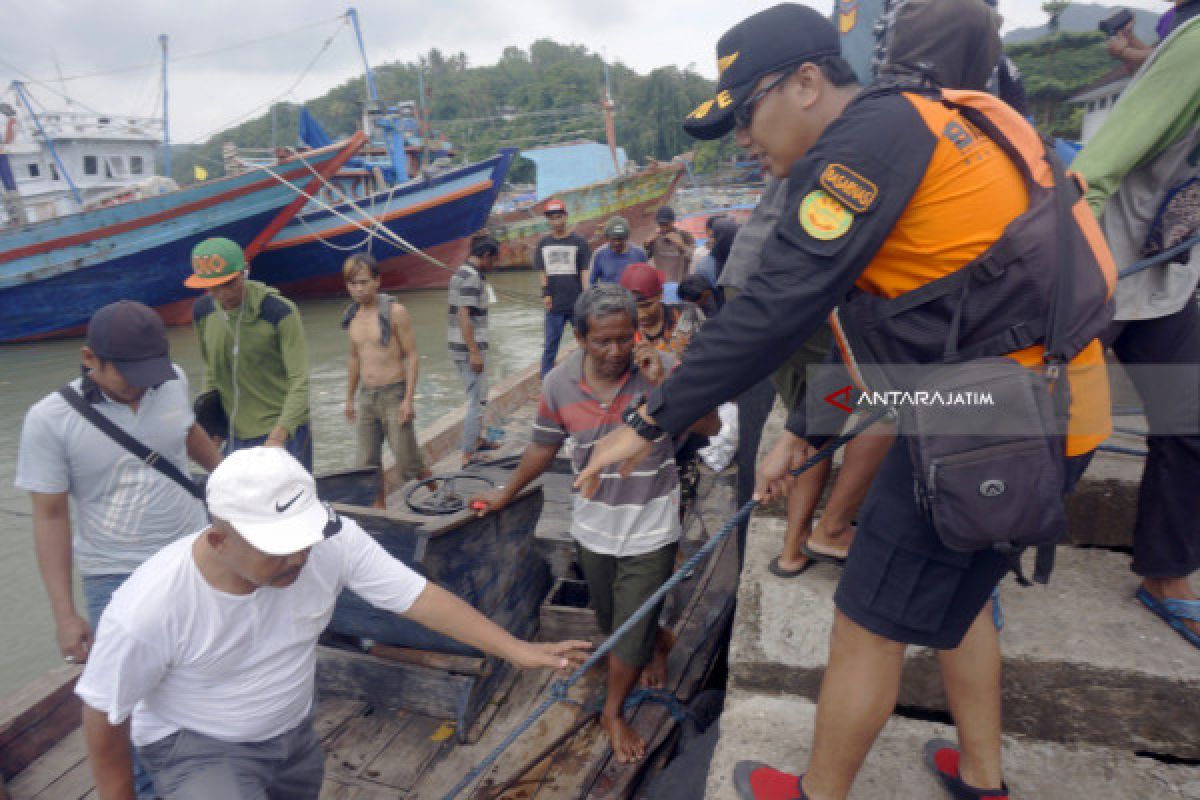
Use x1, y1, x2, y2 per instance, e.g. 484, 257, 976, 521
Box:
3, 392, 739, 800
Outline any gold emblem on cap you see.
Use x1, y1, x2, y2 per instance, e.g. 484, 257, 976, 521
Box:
689, 99, 716, 119
717, 52, 739, 75
716, 90, 734, 109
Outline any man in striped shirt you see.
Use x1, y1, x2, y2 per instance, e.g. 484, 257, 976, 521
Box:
471, 284, 719, 764
447, 234, 499, 466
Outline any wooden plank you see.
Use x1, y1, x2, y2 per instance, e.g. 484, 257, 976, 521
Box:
367, 645, 489, 677
316, 646, 474, 720
317, 468, 382, 508
324, 711, 405, 782
0, 666, 81, 780
319, 779, 403, 800
313, 698, 369, 743
7, 729, 86, 799
32, 756, 93, 800
362, 713, 453, 790
330, 490, 545, 656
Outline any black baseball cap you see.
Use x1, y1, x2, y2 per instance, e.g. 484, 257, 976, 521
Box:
86, 301, 176, 388
655, 206, 676, 223
683, 3, 841, 140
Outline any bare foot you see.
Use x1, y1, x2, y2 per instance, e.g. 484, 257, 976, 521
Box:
601, 713, 646, 763
641, 627, 676, 689
808, 520, 856, 560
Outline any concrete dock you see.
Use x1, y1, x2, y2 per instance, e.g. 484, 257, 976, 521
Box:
705, 432, 1200, 799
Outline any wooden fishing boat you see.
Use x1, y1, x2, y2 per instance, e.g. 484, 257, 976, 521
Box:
0, 134, 366, 343
489, 158, 686, 269
0, 375, 738, 800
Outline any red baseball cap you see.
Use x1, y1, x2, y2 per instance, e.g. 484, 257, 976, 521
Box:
542, 198, 567, 215
619, 262, 664, 299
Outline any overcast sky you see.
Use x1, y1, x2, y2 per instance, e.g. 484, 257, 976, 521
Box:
0, 0, 1170, 143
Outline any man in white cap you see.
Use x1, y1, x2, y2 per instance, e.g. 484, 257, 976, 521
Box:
76, 447, 588, 799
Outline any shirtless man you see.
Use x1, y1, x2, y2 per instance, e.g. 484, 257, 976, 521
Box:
342, 254, 429, 506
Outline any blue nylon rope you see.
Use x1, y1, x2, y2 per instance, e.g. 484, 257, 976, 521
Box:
440, 408, 889, 800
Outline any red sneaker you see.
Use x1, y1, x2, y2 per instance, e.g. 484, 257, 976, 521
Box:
923, 739, 1010, 799
732, 761, 808, 800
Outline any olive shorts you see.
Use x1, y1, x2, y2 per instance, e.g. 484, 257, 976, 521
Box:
576, 541, 678, 668
356, 381, 425, 480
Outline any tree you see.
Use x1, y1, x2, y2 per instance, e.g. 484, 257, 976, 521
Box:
1042, 1, 1070, 35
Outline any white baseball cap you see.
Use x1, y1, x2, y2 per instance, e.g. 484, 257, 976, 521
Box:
206, 447, 333, 555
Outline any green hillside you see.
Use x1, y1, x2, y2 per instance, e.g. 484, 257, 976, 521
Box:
1006, 30, 1119, 139
172, 40, 733, 186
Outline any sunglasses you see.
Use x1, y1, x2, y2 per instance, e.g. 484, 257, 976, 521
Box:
733, 66, 797, 130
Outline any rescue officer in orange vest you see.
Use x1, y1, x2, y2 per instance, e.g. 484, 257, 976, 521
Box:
575, 5, 1112, 800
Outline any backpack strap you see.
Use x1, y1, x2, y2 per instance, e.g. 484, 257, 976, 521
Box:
58, 386, 203, 501
340, 295, 392, 346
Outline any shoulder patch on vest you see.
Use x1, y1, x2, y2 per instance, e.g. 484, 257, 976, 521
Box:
819, 163, 878, 214
799, 190, 855, 241
259, 294, 294, 326
192, 295, 216, 323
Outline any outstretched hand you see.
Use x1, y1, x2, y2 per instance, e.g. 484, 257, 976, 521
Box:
573, 425, 654, 498
515, 640, 592, 674
469, 489, 509, 517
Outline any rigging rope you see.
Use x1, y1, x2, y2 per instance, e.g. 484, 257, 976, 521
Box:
250, 152, 545, 310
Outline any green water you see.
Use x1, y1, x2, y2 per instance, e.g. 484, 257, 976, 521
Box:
0, 271, 548, 698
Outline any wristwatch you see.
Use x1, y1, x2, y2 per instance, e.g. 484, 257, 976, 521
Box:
622, 397, 665, 441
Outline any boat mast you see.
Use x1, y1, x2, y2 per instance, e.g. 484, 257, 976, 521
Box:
345, 8, 405, 179
160, 34, 171, 179
10, 81, 82, 208
602, 61, 619, 175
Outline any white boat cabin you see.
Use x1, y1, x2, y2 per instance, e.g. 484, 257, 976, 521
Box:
1, 108, 171, 223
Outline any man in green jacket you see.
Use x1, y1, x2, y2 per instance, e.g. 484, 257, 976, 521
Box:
185, 237, 314, 470
1072, 10, 1200, 650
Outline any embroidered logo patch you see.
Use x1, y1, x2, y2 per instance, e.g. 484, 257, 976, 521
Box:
837, 0, 859, 33
799, 190, 854, 240
820, 164, 878, 214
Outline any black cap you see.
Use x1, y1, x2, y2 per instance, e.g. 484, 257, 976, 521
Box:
683, 3, 841, 140
655, 206, 676, 223
85, 301, 175, 388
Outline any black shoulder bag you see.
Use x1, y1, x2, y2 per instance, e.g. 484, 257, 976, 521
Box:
58, 386, 204, 501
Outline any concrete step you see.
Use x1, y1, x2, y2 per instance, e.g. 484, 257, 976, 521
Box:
705, 691, 1200, 800
731, 518, 1200, 759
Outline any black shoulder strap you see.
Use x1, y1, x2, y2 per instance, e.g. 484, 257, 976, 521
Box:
58, 386, 204, 500
1044, 150, 1075, 368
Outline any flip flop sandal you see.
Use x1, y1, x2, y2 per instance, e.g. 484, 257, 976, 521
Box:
800, 542, 848, 566
732, 761, 808, 800
1136, 587, 1200, 650
768, 555, 813, 579
922, 739, 1010, 799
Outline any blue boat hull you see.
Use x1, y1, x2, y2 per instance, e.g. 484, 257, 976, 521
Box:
253, 148, 516, 294
0, 137, 363, 342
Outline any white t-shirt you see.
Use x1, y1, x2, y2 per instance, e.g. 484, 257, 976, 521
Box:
14, 366, 206, 576
75, 519, 427, 746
